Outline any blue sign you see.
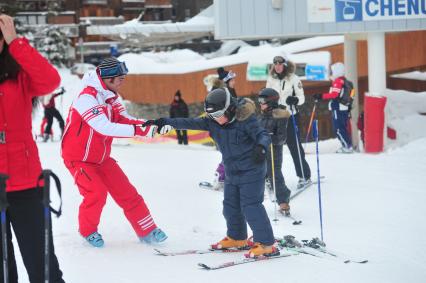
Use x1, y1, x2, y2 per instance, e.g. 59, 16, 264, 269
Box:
305, 65, 328, 81
335, 0, 363, 22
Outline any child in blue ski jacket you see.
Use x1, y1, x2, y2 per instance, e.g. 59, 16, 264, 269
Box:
144, 88, 279, 258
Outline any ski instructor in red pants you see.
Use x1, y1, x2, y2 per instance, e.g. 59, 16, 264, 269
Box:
61, 57, 170, 247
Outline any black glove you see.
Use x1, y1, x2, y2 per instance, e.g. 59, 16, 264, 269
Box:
57, 87, 65, 95
285, 96, 299, 106
313, 93, 322, 101
252, 145, 266, 164
143, 118, 166, 134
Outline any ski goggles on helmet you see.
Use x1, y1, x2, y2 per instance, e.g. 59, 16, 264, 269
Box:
205, 89, 231, 120
273, 56, 286, 65
258, 97, 267, 104
99, 61, 129, 78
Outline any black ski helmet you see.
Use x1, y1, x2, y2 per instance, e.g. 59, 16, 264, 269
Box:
204, 88, 237, 124
258, 88, 279, 109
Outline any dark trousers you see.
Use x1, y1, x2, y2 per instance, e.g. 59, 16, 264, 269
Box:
176, 130, 188, 145
223, 179, 275, 246
266, 144, 291, 204
287, 113, 311, 180
331, 109, 352, 149
0, 188, 64, 283
44, 108, 64, 135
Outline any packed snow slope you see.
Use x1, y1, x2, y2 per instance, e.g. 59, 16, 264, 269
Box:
26, 138, 426, 283
19, 69, 425, 282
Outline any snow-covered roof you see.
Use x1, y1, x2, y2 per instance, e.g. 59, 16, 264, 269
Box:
86, 5, 214, 47
391, 71, 426, 81
119, 36, 342, 75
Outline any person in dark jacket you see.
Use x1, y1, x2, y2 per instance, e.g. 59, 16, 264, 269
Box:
257, 88, 292, 214
216, 67, 237, 97
208, 68, 237, 190
169, 90, 189, 145
144, 88, 279, 258
0, 14, 64, 282
42, 87, 65, 142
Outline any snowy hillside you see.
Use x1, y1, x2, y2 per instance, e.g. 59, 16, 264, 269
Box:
21, 69, 426, 282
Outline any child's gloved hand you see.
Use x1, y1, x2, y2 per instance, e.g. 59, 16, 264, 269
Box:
143, 119, 173, 135
252, 145, 266, 163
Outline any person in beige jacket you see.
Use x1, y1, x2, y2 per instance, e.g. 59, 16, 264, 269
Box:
266, 55, 311, 189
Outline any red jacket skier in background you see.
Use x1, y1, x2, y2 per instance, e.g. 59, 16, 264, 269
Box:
61, 57, 170, 247
0, 14, 64, 282
41, 86, 65, 141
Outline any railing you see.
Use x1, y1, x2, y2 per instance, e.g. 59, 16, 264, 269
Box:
82, 0, 108, 5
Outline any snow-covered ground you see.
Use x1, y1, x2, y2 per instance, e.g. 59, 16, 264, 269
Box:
20, 69, 426, 282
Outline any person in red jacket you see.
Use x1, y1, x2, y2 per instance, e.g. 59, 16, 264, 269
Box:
41, 87, 65, 142
0, 14, 64, 282
61, 57, 171, 248
314, 62, 353, 153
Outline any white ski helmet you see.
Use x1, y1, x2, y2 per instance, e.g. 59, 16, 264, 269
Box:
331, 62, 345, 79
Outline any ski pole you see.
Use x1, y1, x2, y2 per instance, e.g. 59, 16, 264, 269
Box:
312, 120, 324, 242
290, 107, 306, 182
0, 174, 9, 283
269, 142, 278, 222
37, 170, 62, 283
304, 102, 317, 145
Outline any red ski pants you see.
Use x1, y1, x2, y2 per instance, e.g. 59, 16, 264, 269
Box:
64, 158, 157, 238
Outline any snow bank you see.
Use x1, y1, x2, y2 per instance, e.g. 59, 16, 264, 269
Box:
385, 89, 426, 147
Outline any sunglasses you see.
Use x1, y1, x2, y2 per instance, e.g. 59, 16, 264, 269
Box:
273, 56, 285, 65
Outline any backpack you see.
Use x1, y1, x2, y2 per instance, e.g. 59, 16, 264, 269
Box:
339, 78, 355, 106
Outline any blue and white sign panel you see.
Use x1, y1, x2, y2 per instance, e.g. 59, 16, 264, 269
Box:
308, 0, 426, 23
305, 65, 328, 81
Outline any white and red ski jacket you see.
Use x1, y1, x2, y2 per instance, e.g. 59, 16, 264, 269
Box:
62, 70, 146, 164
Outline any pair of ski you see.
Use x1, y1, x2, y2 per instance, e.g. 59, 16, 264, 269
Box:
154, 235, 368, 270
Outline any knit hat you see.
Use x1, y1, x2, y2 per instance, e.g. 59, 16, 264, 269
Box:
98, 57, 128, 79
217, 67, 236, 83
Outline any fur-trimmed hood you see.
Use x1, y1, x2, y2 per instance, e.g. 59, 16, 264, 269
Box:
236, 98, 256, 121
210, 78, 225, 90
269, 60, 296, 79
271, 108, 291, 119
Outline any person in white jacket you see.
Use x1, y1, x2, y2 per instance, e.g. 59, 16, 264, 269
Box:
266, 55, 311, 189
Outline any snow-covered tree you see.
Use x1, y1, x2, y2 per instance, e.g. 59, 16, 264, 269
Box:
36, 26, 72, 67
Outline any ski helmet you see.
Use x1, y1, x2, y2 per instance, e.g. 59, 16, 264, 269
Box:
204, 88, 237, 123
258, 88, 279, 109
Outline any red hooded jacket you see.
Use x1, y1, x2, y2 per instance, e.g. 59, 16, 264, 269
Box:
0, 38, 60, 192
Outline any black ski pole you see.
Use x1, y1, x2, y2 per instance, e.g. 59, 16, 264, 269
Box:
0, 174, 9, 283
38, 170, 62, 283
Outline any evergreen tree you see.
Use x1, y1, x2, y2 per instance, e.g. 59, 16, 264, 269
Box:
36, 26, 72, 67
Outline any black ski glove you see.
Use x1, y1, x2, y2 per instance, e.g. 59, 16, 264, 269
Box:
252, 145, 267, 164
143, 118, 166, 134
313, 93, 322, 101
286, 96, 299, 106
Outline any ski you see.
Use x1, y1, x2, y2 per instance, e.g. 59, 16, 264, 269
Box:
198, 251, 299, 270
278, 210, 302, 225
199, 181, 223, 191
154, 247, 247, 256
290, 176, 325, 201
278, 236, 368, 264
301, 238, 368, 264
